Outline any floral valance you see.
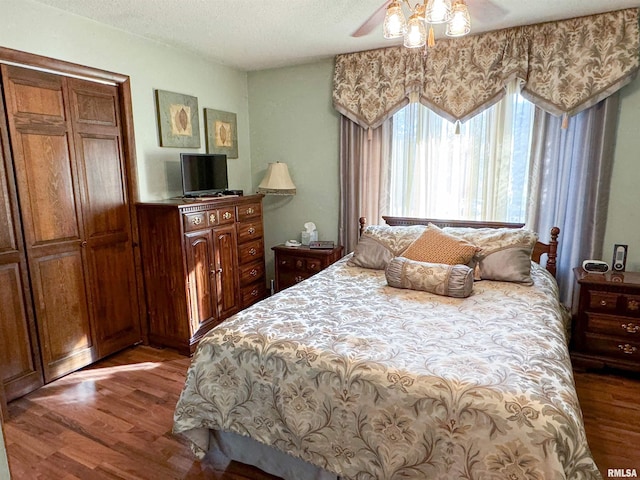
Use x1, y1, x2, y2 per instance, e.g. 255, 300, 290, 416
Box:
333, 8, 639, 128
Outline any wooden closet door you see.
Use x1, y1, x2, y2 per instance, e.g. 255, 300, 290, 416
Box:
67, 78, 141, 358
1, 65, 96, 382
0, 88, 44, 401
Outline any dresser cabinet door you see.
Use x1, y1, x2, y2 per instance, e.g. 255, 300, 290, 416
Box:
212, 225, 240, 319
184, 230, 217, 336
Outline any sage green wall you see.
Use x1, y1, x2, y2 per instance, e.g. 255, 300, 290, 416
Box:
248, 60, 340, 283
1, 0, 252, 201
603, 75, 640, 271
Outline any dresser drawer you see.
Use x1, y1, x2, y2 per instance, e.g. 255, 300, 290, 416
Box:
586, 313, 640, 337
238, 239, 264, 265
239, 260, 265, 287
183, 212, 207, 232
236, 202, 262, 222
241, 282, 267, 307
583, 332, 640, 361
237, 221, 263, 244
588, 291, 619, 311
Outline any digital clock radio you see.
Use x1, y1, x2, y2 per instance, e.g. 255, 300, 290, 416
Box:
582, 260, 609, 273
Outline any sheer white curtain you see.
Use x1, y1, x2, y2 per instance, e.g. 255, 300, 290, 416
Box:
388, 81, 534, 223
527, 94, 620, 305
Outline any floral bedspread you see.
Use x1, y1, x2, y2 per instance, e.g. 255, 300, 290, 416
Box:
173, 257, 601, 480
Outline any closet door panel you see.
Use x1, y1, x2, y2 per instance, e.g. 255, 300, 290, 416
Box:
0, 73, 44, 401
2, 65, 97, 382
68, 78, 141, 357
19, 132, 80, 242
31, 250, 95, 381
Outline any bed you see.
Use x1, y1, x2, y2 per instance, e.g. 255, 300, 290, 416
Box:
173, 217, 601, 480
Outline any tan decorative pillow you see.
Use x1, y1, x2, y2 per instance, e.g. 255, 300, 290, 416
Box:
385, 257, 474, 298
401, 224, 477, 265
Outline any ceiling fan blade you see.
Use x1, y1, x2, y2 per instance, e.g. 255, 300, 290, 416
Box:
468, 0, 509, 23
352, 1, 392, 37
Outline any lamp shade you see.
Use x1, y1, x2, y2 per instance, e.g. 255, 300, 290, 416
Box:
257, 162, 296, 195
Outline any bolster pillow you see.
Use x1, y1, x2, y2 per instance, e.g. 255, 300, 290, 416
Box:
385, 257, 474, 298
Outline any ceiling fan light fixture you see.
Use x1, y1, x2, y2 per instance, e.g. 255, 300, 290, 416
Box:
425, 0, 452, 24
403, 10, 427, 48
445, 0, 471, 37
383, 0, 407, 39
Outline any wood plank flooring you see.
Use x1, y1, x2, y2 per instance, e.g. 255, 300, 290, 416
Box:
3, 345, 640, 479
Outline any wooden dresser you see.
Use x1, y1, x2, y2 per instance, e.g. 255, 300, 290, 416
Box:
137, 195, 267, 354
272, 244, 343, 292
572, 267, 640, 372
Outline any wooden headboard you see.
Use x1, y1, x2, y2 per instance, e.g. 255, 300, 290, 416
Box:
358, 216, 560, 278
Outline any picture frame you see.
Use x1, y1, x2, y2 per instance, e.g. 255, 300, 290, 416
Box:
205, 108, 238, 158
155, 89, 201, 148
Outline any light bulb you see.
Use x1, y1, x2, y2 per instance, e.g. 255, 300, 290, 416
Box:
425, 0, 452, 24
383, 0, 407, 39
404, 12, 427, 48
446, 1, 471, 37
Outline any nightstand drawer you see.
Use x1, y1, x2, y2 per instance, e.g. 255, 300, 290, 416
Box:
588, 291, 619, 311
583, 332, 640, 360
586, 313, 640, 337
278, 270, 311, 289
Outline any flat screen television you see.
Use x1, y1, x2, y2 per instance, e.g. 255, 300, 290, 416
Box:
180, 153, 228, 197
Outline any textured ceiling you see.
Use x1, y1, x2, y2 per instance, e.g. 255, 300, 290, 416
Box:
30, 0, 640, 71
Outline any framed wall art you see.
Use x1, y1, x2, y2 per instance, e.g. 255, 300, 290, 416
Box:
155, 89, 201, 148
205, 108, 238, 158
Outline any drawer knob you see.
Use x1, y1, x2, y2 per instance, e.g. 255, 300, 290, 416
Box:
223, 211, 232, 220
628, 300, 639, 311
247, 227, 256, 235
250, 288, 259, 297
622, 323, 639, 334
192, 216, 202, 225
249, 248, 257, 256
246, 207, 255, 215
600, 300, 608, 306
250, 268, 258, 277
296, 260, 303, 268
295, 275, 304, 283
618, 344, 637, 355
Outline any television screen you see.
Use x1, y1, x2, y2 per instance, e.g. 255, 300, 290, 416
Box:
180, 153, 228, 196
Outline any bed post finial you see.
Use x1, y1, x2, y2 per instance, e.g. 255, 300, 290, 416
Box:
547, 226, 560, 277
359, 217, 367, 237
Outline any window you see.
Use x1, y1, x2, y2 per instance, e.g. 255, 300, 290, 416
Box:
388, 84, 535, 223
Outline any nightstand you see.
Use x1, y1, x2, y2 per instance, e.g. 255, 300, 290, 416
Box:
272, 244, 344, 292
571, 267, 640, 372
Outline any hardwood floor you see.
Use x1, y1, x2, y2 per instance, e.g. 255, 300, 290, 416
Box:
3, 345, 640, 479
3, 346, 279, 480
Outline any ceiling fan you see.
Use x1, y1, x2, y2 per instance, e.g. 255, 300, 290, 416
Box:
352, 0, 508, 38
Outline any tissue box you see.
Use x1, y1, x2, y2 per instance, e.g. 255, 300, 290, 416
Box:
301, 231, 318, 245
